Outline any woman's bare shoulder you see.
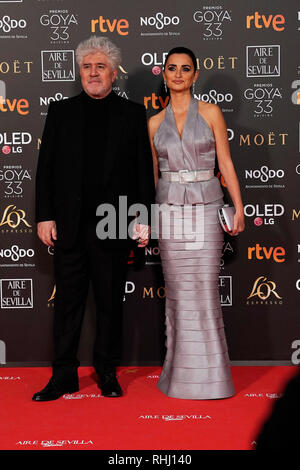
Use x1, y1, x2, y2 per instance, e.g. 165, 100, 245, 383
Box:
148, 108, 166, 137
198, 99, 224, 118
197, 99, 224, 127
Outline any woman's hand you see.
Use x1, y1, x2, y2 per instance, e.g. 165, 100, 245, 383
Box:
231, 210, 245, 236
132, 223, 150, 247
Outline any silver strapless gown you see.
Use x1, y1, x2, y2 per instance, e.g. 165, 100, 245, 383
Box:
154, 98, 235, 400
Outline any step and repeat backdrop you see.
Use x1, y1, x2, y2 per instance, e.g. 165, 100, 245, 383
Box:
0, 0, 299, 366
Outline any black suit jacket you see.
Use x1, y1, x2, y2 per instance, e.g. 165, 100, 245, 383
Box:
35, 91, 155, 248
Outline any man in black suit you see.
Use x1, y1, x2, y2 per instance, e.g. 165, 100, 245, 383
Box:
33, 36, 155, 401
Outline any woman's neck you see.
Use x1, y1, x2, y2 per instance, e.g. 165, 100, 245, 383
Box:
169, 90, 192, 112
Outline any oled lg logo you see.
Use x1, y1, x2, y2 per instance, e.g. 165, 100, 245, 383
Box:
0, 132, 32, 155
244, 203, 284, 226
246, 12, 285, 31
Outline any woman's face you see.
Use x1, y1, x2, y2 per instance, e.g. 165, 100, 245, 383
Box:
163, 53, 198, 93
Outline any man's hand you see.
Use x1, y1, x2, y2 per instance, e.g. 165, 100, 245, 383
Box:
132, 223, 150, 247
37, 220, 57, 246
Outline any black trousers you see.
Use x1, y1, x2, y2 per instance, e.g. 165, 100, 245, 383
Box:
52, 222, 130, 381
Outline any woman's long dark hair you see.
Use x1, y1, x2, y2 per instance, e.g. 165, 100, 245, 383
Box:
163, 47, 197, 71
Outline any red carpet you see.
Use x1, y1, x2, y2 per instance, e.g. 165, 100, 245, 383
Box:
0, 366, 297, 450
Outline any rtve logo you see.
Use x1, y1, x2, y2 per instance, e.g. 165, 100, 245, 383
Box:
246, 12, 285, 31
91, 16, 129, 35
248, 244, 286, 263
0, 97, 29, 115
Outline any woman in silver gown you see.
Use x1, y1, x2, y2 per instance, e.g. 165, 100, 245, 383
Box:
148, 47, 245, 400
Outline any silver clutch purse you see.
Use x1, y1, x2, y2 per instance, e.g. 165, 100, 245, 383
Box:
218, 204, 236, 234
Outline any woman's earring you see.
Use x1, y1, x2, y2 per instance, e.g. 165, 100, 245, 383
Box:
164, 80, 168, 93
192, 82, 195, 95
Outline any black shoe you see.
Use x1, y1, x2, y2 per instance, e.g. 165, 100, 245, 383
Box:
32, 377, 79, 402
98, 371, 122, 397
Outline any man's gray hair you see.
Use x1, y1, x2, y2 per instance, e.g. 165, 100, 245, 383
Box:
75, 35, 121, 70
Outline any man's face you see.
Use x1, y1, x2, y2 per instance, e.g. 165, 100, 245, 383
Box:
80, 52, 118, 99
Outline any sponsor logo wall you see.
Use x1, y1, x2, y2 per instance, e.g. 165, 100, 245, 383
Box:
0, 0, 299, 366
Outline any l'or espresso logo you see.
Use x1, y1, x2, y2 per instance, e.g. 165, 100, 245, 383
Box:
247, 276, 282, 305
246, 12, 285, 31
0, 165, 31, 198
0, 279, 33, 308
0, 204, 32, 233
244, 83, 282, 118
246, 46, 280, 78
248, 244, 285, 263
41, 50, 75, 82
40, 10, 79, 44
193, 5, 232, 40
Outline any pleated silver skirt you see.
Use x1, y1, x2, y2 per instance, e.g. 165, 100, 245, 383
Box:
157, 198, 235, 400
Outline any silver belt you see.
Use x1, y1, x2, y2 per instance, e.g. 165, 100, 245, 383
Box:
161, 169, 214, 184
